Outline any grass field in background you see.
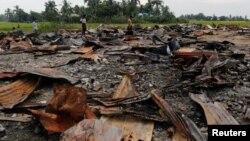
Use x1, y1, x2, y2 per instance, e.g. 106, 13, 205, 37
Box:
0, 22, 171, 32
0, 22, 177, 32
0, 21, 250, 32
190, 20, 250, 27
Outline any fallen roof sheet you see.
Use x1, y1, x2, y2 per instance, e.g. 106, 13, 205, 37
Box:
175, 48, 215, 58
30, 84, 96, 133
99, 74, 154, 141
1, 68, 79, 84
151, 90, 207, 141
101, 116, 154, 141
72, 46, 94, 54
93, 74, 151, 106
190, 93, 239, 125
17, 68, 79, 84
61, 119, 123, 141
0, 72, 17, 79
0, 76, 40, 109
112, 74, 139, 99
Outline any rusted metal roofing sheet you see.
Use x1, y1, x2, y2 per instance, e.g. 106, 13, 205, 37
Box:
190, 93, 239, 125
0, 72, 17, 79
30, 84, 96, 133
17, 68, 79, 84
0, 68, 79, 84
0, 76, 40, 109
175, 48, 215, 58
61, 119, 123, 141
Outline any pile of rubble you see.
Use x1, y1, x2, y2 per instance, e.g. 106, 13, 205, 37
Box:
0, 24, 249, 141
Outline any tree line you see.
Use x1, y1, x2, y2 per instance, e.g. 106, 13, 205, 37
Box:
179, 13, 249, 21
0, 0, 183, 23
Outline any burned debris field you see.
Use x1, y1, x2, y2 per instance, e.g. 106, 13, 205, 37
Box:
0, 24, 250, 141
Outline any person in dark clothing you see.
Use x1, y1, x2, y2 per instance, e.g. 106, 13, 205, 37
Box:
80, 15, 87, 35
126, 15, 133, 35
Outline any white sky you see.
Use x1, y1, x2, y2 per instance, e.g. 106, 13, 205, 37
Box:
0, 0, 249, 18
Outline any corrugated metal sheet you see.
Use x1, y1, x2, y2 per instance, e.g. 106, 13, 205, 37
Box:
0, 68, 79, 84
30, 85, 96, 133
0, 72, 17, 79
61, 119, 123, 141
17, 68, 79, 84
0, 76, 40, 109
175, 48, 215, 58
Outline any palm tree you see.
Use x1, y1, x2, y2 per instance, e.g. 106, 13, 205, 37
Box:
83, 0, 100, 18
144, 0, 153, 14
45, 1, 58, 13
128, 0, 141, 16
13, 5, 20, 22
13, 5, 20, 13
5, 8, 12, 21
74, 5, 80, 14
131, 0, 141, 6
61, 0, 72, 22
108, 0, 114, 5
151, 0, 163, 15
44, 0, 59, 21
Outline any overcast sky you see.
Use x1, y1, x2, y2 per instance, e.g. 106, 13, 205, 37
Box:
0, 0, 249, 18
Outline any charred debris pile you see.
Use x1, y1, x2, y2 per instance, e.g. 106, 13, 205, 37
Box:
0, 24, 249, 141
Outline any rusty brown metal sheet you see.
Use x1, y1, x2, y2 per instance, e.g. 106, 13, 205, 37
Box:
72, 46, 94, 54
93, 74, 150, 106
39, 45, 70, 52
29, 85, 96, 133
80, 51, 102, 60
3, 36, 14, 42
10, 40, 33, 51
0, 68, 79, 84
0, 76, 40, 109
98, 74, 154, 141
113, 74, 139, 99
175, 48, 215, 58
80, 51, 106, 64
0, 72, 17, 79
192, 30, 213, 37
101, 116, 154, 141
190, 93, 239, 125
61, 119, 123, 141
151, 90, 207, 141
16, 68, 79, 84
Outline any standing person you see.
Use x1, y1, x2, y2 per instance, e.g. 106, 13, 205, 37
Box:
80, 15, 87, 35
32, 20, 38, 33
126, 15, 133, 35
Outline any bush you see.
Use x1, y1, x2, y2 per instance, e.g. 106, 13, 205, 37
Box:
39, 22, 64, 32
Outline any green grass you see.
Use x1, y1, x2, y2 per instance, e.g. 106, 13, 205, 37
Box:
0, 22, 173, 33
1, 21, 249, 33
190, 20, 250, 27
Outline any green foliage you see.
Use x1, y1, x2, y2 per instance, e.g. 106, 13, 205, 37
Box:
60, 0, 73, 22
1, 0, 178, 24
30, 11, 42, 21
180, 13, 249, 21
0, 14, 7, 21
43, 0, 59, 21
